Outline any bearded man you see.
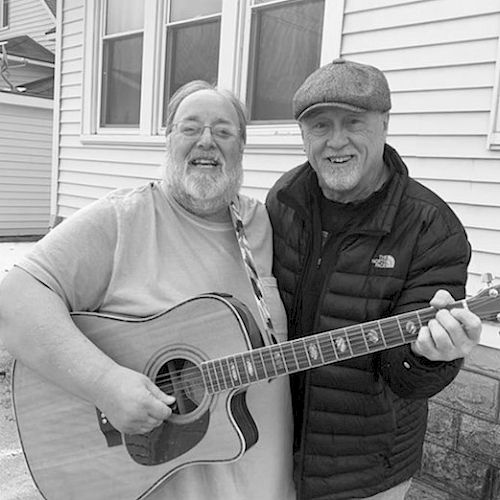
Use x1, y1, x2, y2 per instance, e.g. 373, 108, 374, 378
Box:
0, 81, 295, 500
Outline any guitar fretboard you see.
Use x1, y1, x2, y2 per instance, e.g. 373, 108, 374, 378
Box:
200, 306, 438, 394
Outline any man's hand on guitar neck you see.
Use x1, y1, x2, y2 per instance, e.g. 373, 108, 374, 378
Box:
94, 365, 176, 435
411, 289, 482, 362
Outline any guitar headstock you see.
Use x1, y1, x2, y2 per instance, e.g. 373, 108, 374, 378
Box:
466, 283, 500, 322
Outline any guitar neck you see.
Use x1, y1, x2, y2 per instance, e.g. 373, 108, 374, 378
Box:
200, 302, 458, 394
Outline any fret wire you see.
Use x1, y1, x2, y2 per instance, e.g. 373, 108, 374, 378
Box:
291, 339, 309, 370
221, 357, 233, 389
328, 331, 340, 360
213, 360, 226, 390
251, 350, 267, 380
257, 349, 269, 380
273, 343, 288, 374
235, 354, 250, 385
415, 310, 423, 330
377, 319, 388, 348
228, 356, 241, 388
290, 340, 301, 369
316, 334, 327, 364
395, 316, 406, 343
302, 338, 313, 365
285, 344, 299, 372
359, 324, 370, 351
317, 331, 336, 363
261, 346, 278, 378
208, 361, 220, 393
344, 328, 355, 357
201, 363, 215, 394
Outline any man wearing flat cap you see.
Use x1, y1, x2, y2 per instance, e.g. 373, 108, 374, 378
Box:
266, 59, 481, 499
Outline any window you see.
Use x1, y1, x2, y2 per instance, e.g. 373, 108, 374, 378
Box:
83, 0, 339, 142
100, 0, 144, 127
0, 0, 9, 29
246, 0, 324, 121
162, 0, 222, 126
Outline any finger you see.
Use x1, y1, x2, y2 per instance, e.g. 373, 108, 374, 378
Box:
412, 326, 436, 358
429, 289, 454, 309
450, 308, 482, 343
427, 315, 457, 352
149, 382, 176, 405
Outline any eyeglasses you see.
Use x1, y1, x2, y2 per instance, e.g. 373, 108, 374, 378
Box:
172, 120, 240, 141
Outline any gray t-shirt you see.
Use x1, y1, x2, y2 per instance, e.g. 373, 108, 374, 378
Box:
18, 181, 295, 500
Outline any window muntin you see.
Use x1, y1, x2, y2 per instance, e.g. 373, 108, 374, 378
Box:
100, 0, 144, 127
247, 0, 324, 121
162, 1, 222, 126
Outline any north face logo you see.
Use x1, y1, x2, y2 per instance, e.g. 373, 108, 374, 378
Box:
371, 254, 395, 269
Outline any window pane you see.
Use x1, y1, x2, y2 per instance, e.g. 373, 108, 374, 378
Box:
101, 33, 143, 126
248, 0, 324, 120
106, 0, 144, 35
2, 0, 8, 28
169, 0, 222, 22
163, 19, 220, 124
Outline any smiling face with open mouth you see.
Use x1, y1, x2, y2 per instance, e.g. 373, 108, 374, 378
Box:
164, 89, 244, 221
299, 107, 389, 203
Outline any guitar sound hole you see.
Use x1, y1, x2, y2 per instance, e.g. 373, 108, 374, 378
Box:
156, 359, 205, 416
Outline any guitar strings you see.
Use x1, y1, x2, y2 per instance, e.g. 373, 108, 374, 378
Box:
152, 316, 422, 392
151, 295, 495, 395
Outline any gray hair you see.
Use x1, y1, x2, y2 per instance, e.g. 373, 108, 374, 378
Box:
164, 80, 248, 143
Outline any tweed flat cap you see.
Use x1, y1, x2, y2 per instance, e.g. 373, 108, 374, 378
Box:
293, 58, 391, 120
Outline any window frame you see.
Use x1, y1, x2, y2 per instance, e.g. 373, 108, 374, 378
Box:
0, 0, 9, 30
487, 35, 500, 150
240, 0, 344, 148
160, 10, 223, 129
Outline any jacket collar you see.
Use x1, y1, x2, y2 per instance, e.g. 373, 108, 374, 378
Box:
276, 144, 409, 235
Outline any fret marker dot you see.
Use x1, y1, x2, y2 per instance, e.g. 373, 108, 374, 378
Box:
405, 321, 417, 335
335, 337, 347, 353
308, 344, 319, 360
273, 353, 284, 368
230, 363, 238, 381
366, 330, 379, 344
403, 361, 411, 369
246, 360, 254, 377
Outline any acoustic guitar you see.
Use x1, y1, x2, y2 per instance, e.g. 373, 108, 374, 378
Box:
12, 288, 500, 499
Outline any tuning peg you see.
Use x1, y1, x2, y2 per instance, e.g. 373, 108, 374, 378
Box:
481, 273, 494, 288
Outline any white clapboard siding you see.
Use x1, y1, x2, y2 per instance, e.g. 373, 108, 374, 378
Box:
0, 0, 55, 53
0, 96, 52, 236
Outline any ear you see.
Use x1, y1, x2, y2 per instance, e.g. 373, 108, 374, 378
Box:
382, 112, 390, 134
298, 122, 306, 141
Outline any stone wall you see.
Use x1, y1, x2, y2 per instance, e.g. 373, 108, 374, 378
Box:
407, 344, 500, 500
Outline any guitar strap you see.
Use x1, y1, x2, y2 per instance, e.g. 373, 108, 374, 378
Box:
229, 199, 277, 347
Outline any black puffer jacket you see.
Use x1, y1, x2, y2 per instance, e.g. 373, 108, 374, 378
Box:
266, 145, 471, 499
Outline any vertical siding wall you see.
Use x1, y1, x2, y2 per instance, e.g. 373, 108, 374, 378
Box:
0, 0, 55, 52
0, 97, 52, 237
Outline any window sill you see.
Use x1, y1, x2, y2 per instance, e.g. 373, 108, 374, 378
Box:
80, 134, 166, 149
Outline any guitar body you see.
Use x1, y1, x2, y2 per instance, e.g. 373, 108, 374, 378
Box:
12, 294, 263, 500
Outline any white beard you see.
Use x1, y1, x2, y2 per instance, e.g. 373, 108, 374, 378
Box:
163, 148, 243, 218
